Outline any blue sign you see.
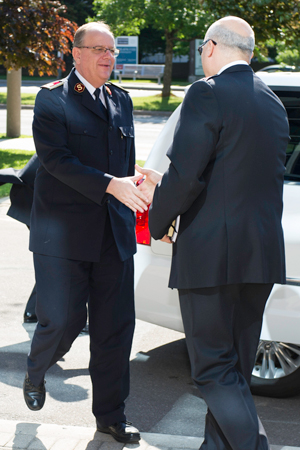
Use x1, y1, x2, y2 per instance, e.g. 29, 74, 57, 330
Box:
117, 47, 138, 65
115, 36, 138, 70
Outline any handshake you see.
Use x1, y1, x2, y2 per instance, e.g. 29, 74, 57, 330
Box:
135, 164, 173, 244
134, 163, 162, 205
106, 164, 172, 243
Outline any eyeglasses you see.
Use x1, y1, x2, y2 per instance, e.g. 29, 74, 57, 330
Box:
198, 39, 217, 56
76, 46, 120, 57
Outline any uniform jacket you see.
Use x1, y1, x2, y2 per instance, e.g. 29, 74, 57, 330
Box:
0, 154, 39, 226
149, 65, 290, 289
29, 68, 136, 262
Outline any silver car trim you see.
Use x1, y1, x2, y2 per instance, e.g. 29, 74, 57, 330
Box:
286, 277, 300, 286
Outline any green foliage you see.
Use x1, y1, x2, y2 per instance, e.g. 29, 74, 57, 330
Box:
92, 0, 210, 96
145, 0, 208, 39
92, 0, 146, 35
276, 47, 300, 68
62, 0, 94, 25
275, 39, 300, 68
92, 0, 208, 40
200, 0, 300, 49
0, 0, 77, 75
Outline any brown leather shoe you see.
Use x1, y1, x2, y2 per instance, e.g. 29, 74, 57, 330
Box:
23, 373, 46, 411
96, 420, 140, 443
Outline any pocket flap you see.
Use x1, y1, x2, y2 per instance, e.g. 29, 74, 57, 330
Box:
119, 126, 134, 138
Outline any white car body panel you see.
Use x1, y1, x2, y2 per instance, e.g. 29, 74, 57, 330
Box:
134, 72, 300, 346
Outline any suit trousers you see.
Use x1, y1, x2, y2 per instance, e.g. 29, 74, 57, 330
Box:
179, 283, 273, 450
27, 215, 135, 426
24, 284, 37, 315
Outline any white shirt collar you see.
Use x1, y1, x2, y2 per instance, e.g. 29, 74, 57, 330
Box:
74, 69, 106, 106
217, 60, 249, 75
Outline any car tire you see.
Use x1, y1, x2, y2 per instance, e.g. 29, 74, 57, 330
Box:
250, 340, 300, 398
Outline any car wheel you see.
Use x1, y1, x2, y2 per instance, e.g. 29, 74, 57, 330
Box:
251, 340, 300, 398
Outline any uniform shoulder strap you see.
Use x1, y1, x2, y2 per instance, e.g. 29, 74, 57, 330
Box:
41, 79, 65, 90
106, 81, 129, 93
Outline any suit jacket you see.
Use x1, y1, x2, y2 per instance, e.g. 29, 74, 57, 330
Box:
149, 65, 290, 289
29, 68, 136, 262
0, 154, 39, 226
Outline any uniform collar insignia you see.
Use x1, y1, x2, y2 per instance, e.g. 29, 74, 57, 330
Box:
105, 85, 112, 97
74, 82, 85, 93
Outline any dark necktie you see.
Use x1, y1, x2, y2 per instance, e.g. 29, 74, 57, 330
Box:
94, 88, 108, 119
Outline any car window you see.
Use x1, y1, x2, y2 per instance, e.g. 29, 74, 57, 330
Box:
274, 90, 300, 181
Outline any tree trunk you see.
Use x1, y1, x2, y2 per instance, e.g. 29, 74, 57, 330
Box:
6, 68, 22, 138
162, 32, 174, 97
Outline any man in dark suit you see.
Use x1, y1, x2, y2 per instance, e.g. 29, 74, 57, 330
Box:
23, 21, 148, 444
0, 154, 39, 322
137, 16, 289, 450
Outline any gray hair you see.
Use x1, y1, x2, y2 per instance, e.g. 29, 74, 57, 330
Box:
73, 21, 114, 48
206, 23, 254, 57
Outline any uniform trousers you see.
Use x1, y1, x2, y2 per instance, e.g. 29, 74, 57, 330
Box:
27, 216, 135, 426
179, 283, 273, 450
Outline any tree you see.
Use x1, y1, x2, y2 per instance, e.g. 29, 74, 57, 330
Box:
199, 0, 300, 53
144, 0, 208, 96
62, 0, 94, 26
0, 0, 77, 137
276, 44, 300, 69
92, 0, 209, 97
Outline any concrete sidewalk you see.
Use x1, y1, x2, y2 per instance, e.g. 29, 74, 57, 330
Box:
0, 420, 203, 450
0, 419, 298, 450
0, 138, 35, 151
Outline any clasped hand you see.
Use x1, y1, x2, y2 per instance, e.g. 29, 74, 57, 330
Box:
106, 175, 148, 213
134, 164, 163, 203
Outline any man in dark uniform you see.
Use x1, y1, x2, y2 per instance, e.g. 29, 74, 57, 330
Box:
137, 16, 289, 450
0, 154, 39, 322
23, 21, 148, 444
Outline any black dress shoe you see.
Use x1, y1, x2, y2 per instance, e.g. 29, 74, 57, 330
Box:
23, 373, 46, 411
23, 312, 38, 323
96, 420, 140, 443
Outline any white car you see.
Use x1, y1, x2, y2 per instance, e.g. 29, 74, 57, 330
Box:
134, 71, 300, 398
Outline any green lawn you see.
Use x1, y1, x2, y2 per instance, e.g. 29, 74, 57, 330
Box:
0, 149, 35, 197
0, 134, 32, 139
0, 92, 183, 111
133, 95, 182, 111
0, 93, 36, 105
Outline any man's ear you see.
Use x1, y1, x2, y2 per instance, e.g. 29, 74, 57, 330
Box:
72, 47, 80, 64
207, 40, 215, 58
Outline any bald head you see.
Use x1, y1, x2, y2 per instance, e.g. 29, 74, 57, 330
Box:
205, 16, 255, 59
200, 16, 255, 77
213, 16, 254, 38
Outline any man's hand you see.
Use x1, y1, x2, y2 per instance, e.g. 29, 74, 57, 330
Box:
160, 235, 172, 244
106, 175, 149, 213
135, 164, 163, 204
